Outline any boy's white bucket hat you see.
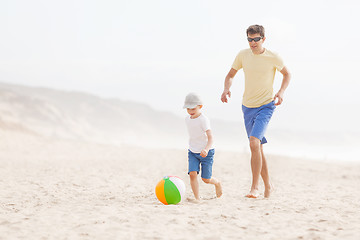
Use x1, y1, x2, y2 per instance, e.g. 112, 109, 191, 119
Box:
183, 93, 203, 109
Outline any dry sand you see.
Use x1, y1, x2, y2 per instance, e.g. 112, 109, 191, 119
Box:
1, 130, 360, 240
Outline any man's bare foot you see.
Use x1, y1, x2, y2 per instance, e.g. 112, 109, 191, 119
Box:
264, 184, 274, 198
215, 182, 222, 198
245, 189, 259, 198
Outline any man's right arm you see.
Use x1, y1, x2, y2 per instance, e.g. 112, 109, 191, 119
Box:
221, 68, 238, 103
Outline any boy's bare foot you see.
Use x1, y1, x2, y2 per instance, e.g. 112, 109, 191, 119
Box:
187, 197, 201, 204
264, 184, 274, 198
245, 189, 259, 198
215, 182, 222, 198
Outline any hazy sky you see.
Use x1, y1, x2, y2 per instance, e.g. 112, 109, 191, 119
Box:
1, 0, 360, 131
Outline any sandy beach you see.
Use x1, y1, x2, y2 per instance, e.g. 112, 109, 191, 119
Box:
1, 130, 359, 240
2, 0, 360, 238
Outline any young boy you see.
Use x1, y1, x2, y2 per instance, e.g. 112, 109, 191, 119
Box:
183, 93, 222, 201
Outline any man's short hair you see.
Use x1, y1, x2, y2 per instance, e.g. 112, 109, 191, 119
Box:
246, 25, 265, 38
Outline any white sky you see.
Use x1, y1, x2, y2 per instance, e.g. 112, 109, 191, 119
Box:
1, 0, 360, 132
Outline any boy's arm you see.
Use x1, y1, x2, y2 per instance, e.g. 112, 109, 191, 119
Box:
274, 66, 291, 106
221, 68, 238, 103
200, 129, 214, 158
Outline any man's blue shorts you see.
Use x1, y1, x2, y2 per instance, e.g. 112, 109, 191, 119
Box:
188, 149, 214, 179
242, 101, 276, 144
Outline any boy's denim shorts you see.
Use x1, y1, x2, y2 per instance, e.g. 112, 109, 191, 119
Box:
188, 149, 214, 179
242, 101, 276, 144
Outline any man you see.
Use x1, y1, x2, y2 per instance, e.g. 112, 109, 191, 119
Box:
221, 25, 291, 198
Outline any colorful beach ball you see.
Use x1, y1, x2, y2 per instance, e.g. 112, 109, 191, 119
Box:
155, 176, 186, 205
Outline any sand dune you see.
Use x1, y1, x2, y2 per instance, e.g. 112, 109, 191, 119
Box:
0, 82, 185, 146
0, 82, 246, 150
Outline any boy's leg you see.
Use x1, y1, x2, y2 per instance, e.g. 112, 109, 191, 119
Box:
200, 149, 222, 198
188, 150, 201, 200
189, 171, 200, 200
201, 177, 222, 198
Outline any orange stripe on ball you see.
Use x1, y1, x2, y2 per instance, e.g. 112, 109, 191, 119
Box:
155, 179, 168, 205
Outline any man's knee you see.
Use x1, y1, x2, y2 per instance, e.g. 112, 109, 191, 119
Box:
249, 136, 261, 152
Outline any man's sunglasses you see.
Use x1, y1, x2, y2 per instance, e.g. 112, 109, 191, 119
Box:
247, 37, 263, 42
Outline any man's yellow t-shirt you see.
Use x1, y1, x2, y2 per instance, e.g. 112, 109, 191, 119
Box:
232, 48, 284, 108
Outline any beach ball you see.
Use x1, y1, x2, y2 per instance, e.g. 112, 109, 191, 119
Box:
155, 176, 186, 205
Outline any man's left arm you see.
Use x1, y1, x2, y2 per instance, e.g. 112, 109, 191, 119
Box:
274, 66, 291, 106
